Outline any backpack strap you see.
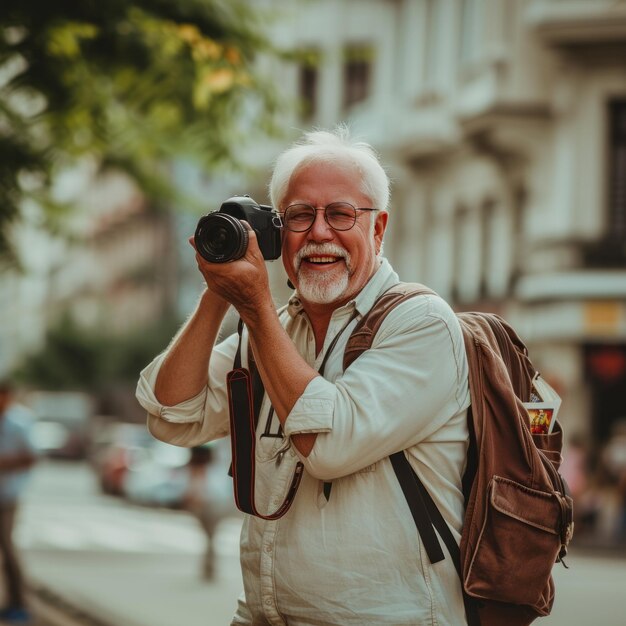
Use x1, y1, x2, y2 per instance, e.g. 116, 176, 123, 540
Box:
323, 282, 436, 501
342, 281, 450, 566
343, 283, 435, 369
390, 451, 445, 565
391, 449, 481, 626
343, 283, 481, 626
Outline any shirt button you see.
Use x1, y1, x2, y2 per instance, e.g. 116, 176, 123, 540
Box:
265, 544, 272, 553
264, 598, 272, 606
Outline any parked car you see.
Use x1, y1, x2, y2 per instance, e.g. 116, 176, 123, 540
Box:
123, 440, 191, 508
90, 421, 191, 507
28, 391, 94, 460
90, 422, 154, 496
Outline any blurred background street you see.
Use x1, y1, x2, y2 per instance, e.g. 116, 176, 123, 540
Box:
2, 0, 626, 624
7, 459, 626, 626
17, 459, 244, 626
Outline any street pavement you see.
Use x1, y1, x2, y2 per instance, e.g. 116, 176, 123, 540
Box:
14, 459, 244, 626
8, 460, 626, 626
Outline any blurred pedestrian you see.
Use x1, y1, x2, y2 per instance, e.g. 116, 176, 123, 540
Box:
561, 434, 595, 534
183, 443, 233, 580
0, 380, 38, 624
601, 418, 626, 543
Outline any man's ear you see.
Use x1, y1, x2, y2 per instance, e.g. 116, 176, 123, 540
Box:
374, 211, 388, 253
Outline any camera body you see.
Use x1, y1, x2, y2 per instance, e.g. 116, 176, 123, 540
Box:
194, 196, 282, 263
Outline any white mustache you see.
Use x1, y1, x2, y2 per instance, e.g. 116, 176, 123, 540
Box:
294, 243, 351, 272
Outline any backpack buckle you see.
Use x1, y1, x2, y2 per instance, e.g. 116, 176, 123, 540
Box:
557, 493, 574, 547
563, 520, 574, 546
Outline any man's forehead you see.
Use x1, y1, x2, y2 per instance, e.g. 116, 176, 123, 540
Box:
284, 161, 371, 205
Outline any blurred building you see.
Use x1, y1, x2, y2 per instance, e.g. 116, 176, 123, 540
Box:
48, 168, 179, 419
2, 0, 625, 448
0, 163, 178, 426
0, 258, 48, 377
232, 0, 626, 446
44, 169, 177, 335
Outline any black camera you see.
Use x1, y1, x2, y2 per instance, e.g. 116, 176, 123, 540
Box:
194, 196, 283, 263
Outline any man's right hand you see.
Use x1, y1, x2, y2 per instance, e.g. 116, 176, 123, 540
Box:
188, 224, 274, 327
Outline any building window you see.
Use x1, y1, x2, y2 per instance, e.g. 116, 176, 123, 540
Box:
297, 49, 320, 121
459, 0, 482, 66
480, 199, 495, 297
584, 101, 626, 267
609, 100, 626, 239
480, 198, 513, 299
453, 204, 482, 303
343, 45, 373, 109
422, 0, 439, 91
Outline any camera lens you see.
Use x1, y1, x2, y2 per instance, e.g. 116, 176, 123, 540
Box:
194, 213, 249, 263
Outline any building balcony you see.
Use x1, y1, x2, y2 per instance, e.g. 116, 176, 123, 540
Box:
516, 269, 626, 303
350, 99, 459, 163
511, 268, 626, 343
527, 0, 626, 45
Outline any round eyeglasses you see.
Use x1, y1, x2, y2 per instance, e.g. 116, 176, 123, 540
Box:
282, 202, 378, 232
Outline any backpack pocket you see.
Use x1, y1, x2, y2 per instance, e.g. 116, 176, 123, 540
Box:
464, 475, 564, 609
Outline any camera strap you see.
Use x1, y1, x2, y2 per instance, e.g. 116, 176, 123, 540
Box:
227, 319, 304, 520
227, 312, 358, 519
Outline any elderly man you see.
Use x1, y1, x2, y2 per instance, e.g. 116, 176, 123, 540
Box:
136, 127, 470, 625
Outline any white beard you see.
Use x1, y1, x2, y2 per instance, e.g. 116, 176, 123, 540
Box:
294, 243, 352, 305
298, 267, 350, 304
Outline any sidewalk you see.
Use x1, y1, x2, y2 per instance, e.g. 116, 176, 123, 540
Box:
17, 460, 624, 625
14, 459, 245, 626
23, 546, 244, 626
21, 547, 626, 626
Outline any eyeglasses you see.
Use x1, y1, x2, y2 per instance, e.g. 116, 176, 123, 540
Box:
282, 202, 378, 232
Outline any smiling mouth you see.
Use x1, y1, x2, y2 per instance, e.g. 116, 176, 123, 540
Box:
303, 256, 343, 266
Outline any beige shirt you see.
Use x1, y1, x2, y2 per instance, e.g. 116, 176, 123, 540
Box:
136, 259, 470, 626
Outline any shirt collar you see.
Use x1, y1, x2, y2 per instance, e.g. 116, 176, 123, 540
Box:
286, 257, 399, 320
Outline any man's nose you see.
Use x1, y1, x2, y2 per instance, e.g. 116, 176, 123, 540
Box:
307, 208, 333, 240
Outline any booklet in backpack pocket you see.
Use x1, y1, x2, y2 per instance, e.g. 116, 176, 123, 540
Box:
523, 375, 562, 435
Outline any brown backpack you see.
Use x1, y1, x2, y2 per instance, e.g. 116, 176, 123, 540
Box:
343, 283, 574, 626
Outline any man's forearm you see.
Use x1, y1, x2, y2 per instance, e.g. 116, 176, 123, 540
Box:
187, 230, 320, 456
155, 289, 230, 406
243, 301, 319, 456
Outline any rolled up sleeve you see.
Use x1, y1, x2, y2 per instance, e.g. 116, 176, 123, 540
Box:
135, 333, 239, 447
283, 377, 335, 435
137, 354, 207, 424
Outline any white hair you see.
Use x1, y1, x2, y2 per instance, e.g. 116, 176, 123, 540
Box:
269, 125, 390, 213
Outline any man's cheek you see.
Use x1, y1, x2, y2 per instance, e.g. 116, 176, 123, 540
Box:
281, 246, 298, 276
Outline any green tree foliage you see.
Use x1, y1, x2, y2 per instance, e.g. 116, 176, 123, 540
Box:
0, 0, 277, 259
14, 315, 107, 390
15, 313, 181, 392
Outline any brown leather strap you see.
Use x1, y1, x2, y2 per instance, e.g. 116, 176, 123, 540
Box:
228, 310, 358, 519
341, 282, 481, 626
227, 322, 304, 520
343, 283, 435, 370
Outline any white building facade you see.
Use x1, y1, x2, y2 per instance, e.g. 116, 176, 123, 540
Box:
2, 0, 624, 445
240, 0, 626, 445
